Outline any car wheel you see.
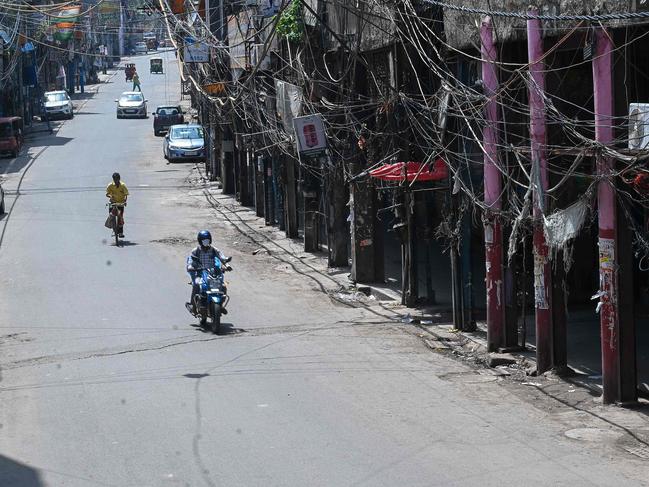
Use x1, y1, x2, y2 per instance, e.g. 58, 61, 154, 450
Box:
0, 195, 5, 214
69, 112, 74, 119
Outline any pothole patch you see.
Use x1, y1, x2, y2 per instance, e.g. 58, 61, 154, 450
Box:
150, 237, 193, 246
564, 427, 621, 442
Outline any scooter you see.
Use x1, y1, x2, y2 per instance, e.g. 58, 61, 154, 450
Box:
188, 257, 231, 334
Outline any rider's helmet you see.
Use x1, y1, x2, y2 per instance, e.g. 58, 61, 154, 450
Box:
197, 230, 212, 249
112, 172, 120, 183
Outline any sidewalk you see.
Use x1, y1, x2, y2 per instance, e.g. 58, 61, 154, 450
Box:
191, 166, 649, 411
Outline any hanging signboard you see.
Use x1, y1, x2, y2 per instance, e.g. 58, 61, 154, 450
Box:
203, 82, 227, 96
52, 4, 81, 42
293, 114, 327, 156
183, 37, 209, 63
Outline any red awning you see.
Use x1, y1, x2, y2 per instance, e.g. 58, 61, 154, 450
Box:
369, 158, 448, 182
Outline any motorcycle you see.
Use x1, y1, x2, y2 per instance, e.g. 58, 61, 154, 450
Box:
188, 257, 231, 334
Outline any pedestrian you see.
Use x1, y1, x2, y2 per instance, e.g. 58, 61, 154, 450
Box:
132, 71, 141, 92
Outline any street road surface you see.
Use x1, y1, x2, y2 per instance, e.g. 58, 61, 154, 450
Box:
1, 51, 647, 486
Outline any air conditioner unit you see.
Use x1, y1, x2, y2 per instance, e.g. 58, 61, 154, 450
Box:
628, 103, 649, 150
251, 44, 271, 70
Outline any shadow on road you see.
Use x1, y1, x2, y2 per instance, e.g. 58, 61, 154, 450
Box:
70, 92, 97, 101
188, 322, 244, 336
0, 455, 43, 487
117, 240, 138, 247
25, 136, 73, 149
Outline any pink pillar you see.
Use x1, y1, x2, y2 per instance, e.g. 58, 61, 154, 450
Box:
481, 17, 505, 351
527, 10, 553, 374
592, 26, 619, 404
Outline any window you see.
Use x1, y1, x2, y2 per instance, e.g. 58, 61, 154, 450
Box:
121, 94, 143, 102
171, 127, 203, 139
45, 93, 68, 102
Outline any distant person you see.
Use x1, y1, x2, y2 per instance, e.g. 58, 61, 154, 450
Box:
132, 71, 141, 92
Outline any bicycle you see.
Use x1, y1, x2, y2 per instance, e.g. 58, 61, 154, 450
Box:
106, 202, 126, 246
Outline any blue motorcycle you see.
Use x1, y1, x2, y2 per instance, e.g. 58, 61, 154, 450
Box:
188, 257, 231, 334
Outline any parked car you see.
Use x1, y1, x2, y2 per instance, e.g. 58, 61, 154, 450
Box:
163, 124, 205, 162
42, 90, 73, 120
153, 105, 183, 136
0, 182, 5, 214
0, 117, 24, 158
135, 42, 147, 54
115, 92, 147, 119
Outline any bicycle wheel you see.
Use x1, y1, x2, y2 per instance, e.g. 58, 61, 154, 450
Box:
113, 213, 119, 246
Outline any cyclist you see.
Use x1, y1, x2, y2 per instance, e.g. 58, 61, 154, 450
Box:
106, 172, 129, 238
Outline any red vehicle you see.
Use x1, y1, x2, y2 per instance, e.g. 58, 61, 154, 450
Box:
124, 63, 136, 82
0, 117, 24, 158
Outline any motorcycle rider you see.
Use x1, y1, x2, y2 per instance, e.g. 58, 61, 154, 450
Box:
185, 230, 231, 316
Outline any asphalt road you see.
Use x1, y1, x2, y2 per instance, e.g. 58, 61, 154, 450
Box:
1, 52, 648, 486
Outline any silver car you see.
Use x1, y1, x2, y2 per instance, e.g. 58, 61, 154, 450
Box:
115, 92, 147, 119
163, 124, 205, 162
43, 90, 73, 120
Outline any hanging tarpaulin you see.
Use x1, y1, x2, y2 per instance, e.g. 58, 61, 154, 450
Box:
275, 79, 303, 133
53, 4, 81, 42
369, 158, 448, 182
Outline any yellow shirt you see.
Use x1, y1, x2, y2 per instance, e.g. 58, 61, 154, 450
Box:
106, 182, 129, 204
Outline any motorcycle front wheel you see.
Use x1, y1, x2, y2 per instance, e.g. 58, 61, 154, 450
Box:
210, 304, 221, 334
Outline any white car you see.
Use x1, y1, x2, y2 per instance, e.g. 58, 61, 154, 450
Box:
163, 124, 205, 162
43, 90, 73, 120
115, 92, 148, 119
135, 42, 147, 54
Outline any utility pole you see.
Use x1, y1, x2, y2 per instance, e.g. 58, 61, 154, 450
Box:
481, 17, 505, 352
527, 8, 554, 373
119, 0, 125, 56
592, 26, 621, 404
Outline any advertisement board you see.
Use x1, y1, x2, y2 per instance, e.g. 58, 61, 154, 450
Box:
184, 39, 209, 63
293, 114, 327, 156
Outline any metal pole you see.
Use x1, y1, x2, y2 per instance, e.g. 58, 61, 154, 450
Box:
592, 26, 619, 404
481, 17, 505, 351
527, 9, 553, 373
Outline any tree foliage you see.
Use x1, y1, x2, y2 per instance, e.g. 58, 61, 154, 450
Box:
276, 0, 304, 44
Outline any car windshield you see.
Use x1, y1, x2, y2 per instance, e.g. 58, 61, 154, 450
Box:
120, 94, 143, 102
158, 107, 179, 115
0, 123, 13, 137
171, 127, 203, 139
45, 93, 67, 102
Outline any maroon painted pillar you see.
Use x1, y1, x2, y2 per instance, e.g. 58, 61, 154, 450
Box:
481, 17, 505, 352
527, 10, 553, 374
592, 27, 619, 404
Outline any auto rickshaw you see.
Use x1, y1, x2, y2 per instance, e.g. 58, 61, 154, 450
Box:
150, 57, 163, 74
125, 63, 136, 81
0, 117, 24, 158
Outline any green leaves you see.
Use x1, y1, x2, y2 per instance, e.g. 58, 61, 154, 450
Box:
276, 0, 304, 44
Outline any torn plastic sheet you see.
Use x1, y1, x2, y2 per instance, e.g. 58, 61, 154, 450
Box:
543, 199, 589, 252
